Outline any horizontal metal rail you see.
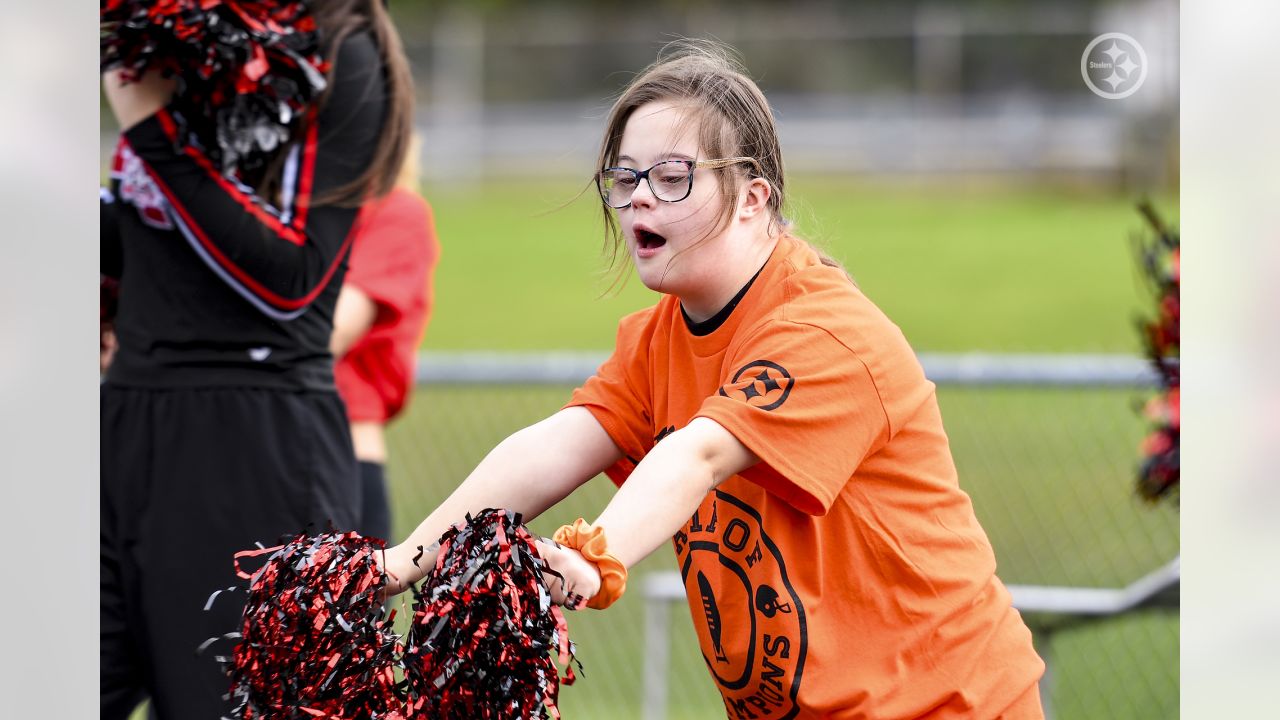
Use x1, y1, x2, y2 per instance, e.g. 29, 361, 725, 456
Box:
642, 557, 1179, 617
416, 351, 1161, 387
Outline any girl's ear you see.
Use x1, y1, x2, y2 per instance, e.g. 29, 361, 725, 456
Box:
737, 177, 772, 221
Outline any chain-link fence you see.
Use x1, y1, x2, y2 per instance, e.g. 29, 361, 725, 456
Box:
383, 353, 1179, 720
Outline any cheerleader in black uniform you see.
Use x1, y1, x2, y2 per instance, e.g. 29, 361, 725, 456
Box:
99, 2, 414, 717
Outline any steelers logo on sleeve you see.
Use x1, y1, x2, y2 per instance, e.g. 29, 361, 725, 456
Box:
718, 360, 794, 412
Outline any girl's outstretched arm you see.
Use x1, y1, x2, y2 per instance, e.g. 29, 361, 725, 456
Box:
590, 417, 760, 569
381, 406, 623, 594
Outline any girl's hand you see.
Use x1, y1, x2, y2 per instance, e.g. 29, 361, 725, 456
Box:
103, 69, 177, 131
379, 542, 432, 598
380, 538, 601, 608
537, 539, 601, 610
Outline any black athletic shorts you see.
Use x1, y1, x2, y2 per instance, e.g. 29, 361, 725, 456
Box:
100, 384, 360, 720
357, 459, 392, 544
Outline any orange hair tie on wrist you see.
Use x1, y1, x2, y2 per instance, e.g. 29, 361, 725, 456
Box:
552, 519, 627, 610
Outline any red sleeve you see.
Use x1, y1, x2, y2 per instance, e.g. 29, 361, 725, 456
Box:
344, 188, 439, 320
696, 319, 890, 515
565, 309, 657, 487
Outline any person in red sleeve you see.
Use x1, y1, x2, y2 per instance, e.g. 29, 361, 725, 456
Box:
331, 135, 441, 543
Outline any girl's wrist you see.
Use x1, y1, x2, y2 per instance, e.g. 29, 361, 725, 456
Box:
382, 542, 428, 594
551, 519, 628, 609
103, 69, 176, 132
535, 538, 602, 610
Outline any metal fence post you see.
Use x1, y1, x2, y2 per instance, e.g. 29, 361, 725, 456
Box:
1036, 628, 1055, 720
642, 579, 672, 720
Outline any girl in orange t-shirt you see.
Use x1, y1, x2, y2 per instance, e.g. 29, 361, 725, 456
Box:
383, 39, 1045, 719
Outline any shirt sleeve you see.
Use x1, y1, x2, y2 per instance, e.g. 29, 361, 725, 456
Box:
565, 310, 657, 486
344, 188, 438, 321
118, 32, 387, 320
696, 319, 891, 515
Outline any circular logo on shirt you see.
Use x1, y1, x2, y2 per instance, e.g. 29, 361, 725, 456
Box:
673, 490, 807, 718
718, 360, 794, 412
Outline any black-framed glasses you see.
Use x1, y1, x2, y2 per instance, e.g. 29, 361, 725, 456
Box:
596, 157, 761, 209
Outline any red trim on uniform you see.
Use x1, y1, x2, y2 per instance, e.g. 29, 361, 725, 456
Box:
291, 123, 319, 230
154, 109, 307, 246
139, 150, 356, 311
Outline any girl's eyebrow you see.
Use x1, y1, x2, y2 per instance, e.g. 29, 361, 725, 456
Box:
616, 152, 696, 165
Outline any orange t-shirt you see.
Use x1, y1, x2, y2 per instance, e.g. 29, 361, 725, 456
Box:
568, 236, 1044, 719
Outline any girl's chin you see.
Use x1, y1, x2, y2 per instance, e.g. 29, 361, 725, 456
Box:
636, 274, 664, 293
633, 266, 671, 293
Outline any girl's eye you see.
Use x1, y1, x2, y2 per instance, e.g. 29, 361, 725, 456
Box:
655, 170, 687, 185
605, 172, 637, 188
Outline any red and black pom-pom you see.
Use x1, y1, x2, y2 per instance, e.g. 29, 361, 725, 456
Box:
1133, 201, 1179, 505
222, 532, 404, 719
217, 510, 581, 719
100, 0, 328, 177
403, 508, 579, 720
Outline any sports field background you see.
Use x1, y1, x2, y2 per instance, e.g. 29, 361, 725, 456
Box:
383, 179, 1181, 719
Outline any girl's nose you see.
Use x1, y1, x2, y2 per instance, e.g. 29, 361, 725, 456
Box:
628, 176, 657, 209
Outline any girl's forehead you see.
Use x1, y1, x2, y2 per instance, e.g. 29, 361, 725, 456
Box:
619, 100, 704, 160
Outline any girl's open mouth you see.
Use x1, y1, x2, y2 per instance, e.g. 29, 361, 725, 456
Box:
635, 228, 667, 257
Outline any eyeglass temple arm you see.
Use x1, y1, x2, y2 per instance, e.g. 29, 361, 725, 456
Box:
695, 156, 763, 174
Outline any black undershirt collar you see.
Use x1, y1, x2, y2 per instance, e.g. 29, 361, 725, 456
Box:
680, 263, 767, 336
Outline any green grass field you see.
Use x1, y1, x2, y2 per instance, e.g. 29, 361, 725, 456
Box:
419, 177, 1178, 353
382, 179, 1179, 719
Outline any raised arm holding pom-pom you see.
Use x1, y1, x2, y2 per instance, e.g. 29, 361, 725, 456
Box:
102, 68, 175, 132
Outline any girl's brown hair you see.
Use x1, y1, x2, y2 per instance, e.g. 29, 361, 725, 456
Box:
597, 39, 786, 268
596, 39, 849, 279
262, 0, 414, 206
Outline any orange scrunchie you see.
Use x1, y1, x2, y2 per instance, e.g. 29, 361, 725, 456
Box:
551, 519, 628, 610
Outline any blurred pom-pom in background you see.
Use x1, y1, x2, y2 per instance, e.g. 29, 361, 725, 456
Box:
100, 0, 328, 177
1133, 201, 1180, 505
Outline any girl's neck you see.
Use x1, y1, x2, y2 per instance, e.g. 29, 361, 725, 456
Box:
678, 232, 780, 322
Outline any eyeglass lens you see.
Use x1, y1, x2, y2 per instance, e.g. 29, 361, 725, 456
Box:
599, 160, 694, 208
